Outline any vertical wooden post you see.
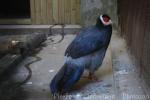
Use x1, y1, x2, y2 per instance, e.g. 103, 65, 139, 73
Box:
52, 0, 59, 24
47, 0, 53, 24
71, 0, 76, 24
64, 0, 71, 24
76, 0, 81, 24
41, 0, 47, 24
30, 0, 36, 24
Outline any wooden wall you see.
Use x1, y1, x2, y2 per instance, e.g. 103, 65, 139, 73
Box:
30, 0, 80, 24
118, 0, 150, 86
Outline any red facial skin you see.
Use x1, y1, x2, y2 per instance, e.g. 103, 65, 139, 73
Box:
103, 16, 109, 22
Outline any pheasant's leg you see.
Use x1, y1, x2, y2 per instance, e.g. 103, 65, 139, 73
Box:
81, 72, 99, 81
88, 72, 98, 81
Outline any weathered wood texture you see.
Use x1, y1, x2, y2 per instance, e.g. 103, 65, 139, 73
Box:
118, 0, 150, 86
30, 0, 81, 24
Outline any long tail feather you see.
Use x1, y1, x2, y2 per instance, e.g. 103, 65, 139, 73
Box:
50, 63, 84, 94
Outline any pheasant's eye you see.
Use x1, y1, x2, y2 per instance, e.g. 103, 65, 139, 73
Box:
100, 14, 112, 26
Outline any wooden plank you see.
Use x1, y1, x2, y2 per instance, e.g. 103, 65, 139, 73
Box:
30, 0, 36, 24
35, 0, 42, 24
58, 0, 61, 24
61, 0, 65, 24
52, 0, 59, 24
76, 0, 81, 24
58, 0, 65, 24
41, 0, 47, 24
71, 0, 77, 24
64, 0, 71, 24
47, 0, 53, 24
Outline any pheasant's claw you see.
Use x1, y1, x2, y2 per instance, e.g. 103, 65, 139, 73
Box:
88, 74, 98, 81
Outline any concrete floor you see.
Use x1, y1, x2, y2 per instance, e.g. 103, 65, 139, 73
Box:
111, 32, 147, 100
0, 32, 148, 100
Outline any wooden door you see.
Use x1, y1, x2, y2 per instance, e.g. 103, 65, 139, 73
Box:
30, 0, 81, 24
